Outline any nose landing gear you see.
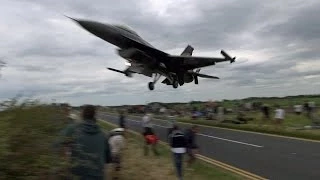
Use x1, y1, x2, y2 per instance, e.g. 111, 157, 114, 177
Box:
172, 79, 179, 89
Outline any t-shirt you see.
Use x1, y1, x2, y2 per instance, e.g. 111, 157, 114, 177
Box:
169, 130, 187, 153
274, 109, 285, 119
142, 114, 153, 128
108, 135, 125, 155
294, 105, 302, 112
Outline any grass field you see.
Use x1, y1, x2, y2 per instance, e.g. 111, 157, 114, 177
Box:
98, 121, 244, 180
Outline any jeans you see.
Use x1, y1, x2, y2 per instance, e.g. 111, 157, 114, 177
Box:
173, 153, 184, 180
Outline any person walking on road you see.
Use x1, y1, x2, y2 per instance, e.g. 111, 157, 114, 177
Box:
118, 110, 126, 129
166, 110, 177, 141
169, 125, 187, 180
184, 125, 200, 168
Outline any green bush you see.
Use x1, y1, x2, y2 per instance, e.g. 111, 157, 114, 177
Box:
0, 99, 71, 180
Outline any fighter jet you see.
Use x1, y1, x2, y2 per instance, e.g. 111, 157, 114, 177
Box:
67, 17, 236, 91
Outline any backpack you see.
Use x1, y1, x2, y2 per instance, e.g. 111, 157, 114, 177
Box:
145, 134, 159, 144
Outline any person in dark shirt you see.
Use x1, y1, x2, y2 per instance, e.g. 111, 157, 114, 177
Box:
169, 125, 187, 180
118, 111, 126, 129
56, 105, 112, 180
261, 104, 270, 120
184, 125, 199, 167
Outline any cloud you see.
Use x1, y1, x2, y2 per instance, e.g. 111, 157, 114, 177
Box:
1, 0, 320, 106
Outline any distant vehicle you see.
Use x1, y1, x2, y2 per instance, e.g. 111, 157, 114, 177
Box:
67, 17, 236, 90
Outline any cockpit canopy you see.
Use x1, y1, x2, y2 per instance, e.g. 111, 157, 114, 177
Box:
113, 25, 139, 36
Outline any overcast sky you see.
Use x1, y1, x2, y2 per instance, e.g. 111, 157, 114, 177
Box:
1, 0, 320, 106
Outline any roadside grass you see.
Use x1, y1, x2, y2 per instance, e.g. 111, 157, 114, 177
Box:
0, 101, 71, 179
98, 121, 244, 180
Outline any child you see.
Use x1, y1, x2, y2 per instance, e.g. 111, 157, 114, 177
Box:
143, 128, 159, 156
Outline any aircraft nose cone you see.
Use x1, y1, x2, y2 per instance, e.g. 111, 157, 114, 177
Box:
66, 16, 114, 37
66, 16, 95, 30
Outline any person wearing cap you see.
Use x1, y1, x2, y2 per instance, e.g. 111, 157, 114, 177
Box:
108, 128, 126, 179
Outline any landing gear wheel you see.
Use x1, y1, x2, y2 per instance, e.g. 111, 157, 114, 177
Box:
148, 82, 155, 91
172, 80, 179, 89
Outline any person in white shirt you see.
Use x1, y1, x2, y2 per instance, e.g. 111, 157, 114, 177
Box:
108, 128, 126, 177
274, 106, 285, 124
142, 113, 153, 133
294, 105, 302, 115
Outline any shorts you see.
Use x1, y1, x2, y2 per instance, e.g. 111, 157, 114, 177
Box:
111, 154, 121, 171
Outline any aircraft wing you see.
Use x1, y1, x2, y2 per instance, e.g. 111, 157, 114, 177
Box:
121, 33, 169, 60
168, 50, 235, 70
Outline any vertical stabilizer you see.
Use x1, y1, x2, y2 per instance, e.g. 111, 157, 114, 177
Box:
181, 45, 194, 56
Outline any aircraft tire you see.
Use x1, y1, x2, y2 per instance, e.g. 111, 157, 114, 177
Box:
148, 82, 155, 91
172, 80, 179, 89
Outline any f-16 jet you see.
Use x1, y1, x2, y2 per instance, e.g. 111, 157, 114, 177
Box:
67, 16, 236, 90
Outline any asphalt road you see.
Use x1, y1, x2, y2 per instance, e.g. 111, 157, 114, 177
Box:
99, 113, 320, 180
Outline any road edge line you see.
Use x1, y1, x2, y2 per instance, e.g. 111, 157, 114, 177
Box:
98, 119, 268, 180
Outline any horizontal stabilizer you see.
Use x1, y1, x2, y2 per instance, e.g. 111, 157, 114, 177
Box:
190, 71, 219, 79
107, 67, 134, 77
221, 50, 236, 63
107, 67, 125, 74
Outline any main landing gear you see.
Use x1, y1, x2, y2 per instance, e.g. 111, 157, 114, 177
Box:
148, 74, 179, 91
172, 79, 179, 89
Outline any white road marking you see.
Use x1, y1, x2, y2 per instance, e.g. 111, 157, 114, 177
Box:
199, 133, 264, 148
116, 117, 264, 148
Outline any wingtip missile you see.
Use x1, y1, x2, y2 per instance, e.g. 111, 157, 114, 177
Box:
221, 50, 236, 63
